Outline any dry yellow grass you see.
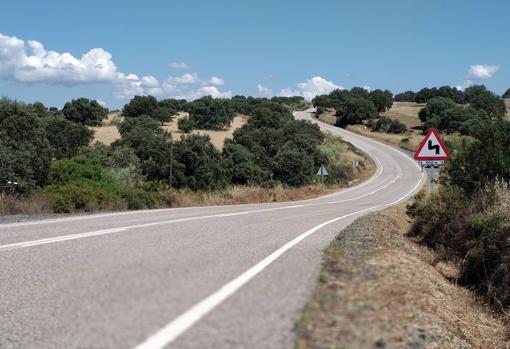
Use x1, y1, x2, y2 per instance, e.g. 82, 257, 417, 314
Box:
163, 113, 249, 149
296, 206, 510, 349
347, 124, 423, 151
91, 112, 248, 149
317, 108, 337, 125
381, 101, 425, 128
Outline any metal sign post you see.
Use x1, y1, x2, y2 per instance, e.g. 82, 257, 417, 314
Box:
316, 164, 328, 184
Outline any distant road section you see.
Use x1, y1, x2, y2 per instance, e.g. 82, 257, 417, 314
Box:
0, 109, 424, 349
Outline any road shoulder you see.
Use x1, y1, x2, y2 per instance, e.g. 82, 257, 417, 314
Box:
294, 205, 509, 348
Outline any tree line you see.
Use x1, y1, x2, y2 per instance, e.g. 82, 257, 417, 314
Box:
0, 95, 356, 213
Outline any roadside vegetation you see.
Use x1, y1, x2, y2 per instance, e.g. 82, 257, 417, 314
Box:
310, 84, 510, 327
0, 95, 370, 216
296, 206, 509, 348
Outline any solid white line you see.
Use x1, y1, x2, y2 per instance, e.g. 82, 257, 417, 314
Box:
0, 176, 399, 252
134, 172, 425, 349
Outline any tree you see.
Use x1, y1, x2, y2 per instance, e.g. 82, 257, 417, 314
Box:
187, 96, 235, 129
394, 91, 416, 102
464, 85, 488, 103
118, 115, 161, 136
222, 143, 268, 185
0, 98, 53, 193
369, 89, 393, 114
122, 95, 159, 118
158, 98, 187, 112
178, 118, 195, 133
153, 107, 175, 125
62, 98, 107, 126
503, 89, 510, 99
172, 135, 227, 190
418, 97, 457, 125
114, 116, 172, 182
272, 142, 314, 186
42, 116, 93, 159
469, 91, 506, 117
350, 87, 370, 99
335, 97, 377, 127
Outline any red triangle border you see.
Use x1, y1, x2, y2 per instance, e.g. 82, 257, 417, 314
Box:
413, 128, 449, 160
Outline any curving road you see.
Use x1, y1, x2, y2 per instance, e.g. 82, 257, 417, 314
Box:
0, 110, 425, 349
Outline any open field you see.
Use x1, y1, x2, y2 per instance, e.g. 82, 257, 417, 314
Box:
347, 124, 423, 152
295, 205, 509, 349
92, 112, 249, 149
318, 102, 424, 129
381, 101, 424, 128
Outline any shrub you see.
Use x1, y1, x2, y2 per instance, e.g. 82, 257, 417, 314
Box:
62, 98, 107, 126
178, 118, 195, 133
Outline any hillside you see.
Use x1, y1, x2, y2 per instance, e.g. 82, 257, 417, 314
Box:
92, 112, 248, 149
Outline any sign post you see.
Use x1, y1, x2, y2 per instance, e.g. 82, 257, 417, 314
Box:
413, 128, 449, 170
316, 164, 328, 184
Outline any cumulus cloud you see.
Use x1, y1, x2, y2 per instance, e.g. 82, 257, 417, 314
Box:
279, 76, 343, 100
257, 84, 272, 97
208, 76, 224, 86
467, 64, 499, 80
168, 62, 190, 69
0, 34, 120, 84
0, 33, 232, 101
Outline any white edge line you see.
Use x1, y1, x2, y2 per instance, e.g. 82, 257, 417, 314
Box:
134, 171, 425, 349
0, 175, 398, 252
0, 111, 387, 229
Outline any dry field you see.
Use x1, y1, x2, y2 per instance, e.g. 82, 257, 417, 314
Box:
347, 124, 423, 152
381, 101, 424, 128
296, 205, 510, 349
505, 98, 510, 118
91, 112, 248, 149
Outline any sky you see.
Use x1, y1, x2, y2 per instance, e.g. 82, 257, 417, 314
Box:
0, 0, 508, 109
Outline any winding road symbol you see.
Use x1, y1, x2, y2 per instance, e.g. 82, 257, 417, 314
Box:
427, 140, 440, 155
414, 128, 449, 161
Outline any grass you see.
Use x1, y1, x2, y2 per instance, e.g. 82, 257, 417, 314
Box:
380, 101, 425, 129
295, 206, 510, 349
1, 136, 375, 217
91, 112, 249, 149
162, 112, 249, 150
347, 124, 423, 151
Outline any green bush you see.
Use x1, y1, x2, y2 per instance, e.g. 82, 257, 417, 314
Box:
178, 118, 195, 133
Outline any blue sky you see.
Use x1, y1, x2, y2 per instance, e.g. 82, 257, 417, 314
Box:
0, 0, 508, 109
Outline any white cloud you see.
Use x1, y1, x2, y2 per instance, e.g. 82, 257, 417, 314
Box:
208, 76, 224, 86
455, 79, 473, 91
167, 72, 200, 85
184, 86, 232, 100
467, 64, 499, 80
279, 76, 343, 100
257, 84, 272, 97
0, 33, 231, 101
168, 62, 190, 69
0, 34, 120, 84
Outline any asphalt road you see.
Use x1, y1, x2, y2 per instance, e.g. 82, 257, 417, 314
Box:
0, 110, 425, 349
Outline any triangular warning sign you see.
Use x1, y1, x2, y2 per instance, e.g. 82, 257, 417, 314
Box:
414, 128, 449, 160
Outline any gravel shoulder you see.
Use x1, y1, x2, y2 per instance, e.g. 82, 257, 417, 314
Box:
295, 205, 509, 349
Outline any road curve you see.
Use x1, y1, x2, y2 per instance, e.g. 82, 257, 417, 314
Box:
0, 110, 425, 349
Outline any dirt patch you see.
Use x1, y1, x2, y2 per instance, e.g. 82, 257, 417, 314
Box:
317, 109, 337, 125
295, 206, 509, 349
505, 99, 510, 119
91, 112, 248, 149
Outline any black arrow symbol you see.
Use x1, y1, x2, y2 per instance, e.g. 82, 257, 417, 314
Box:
428, 140, 440, 155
